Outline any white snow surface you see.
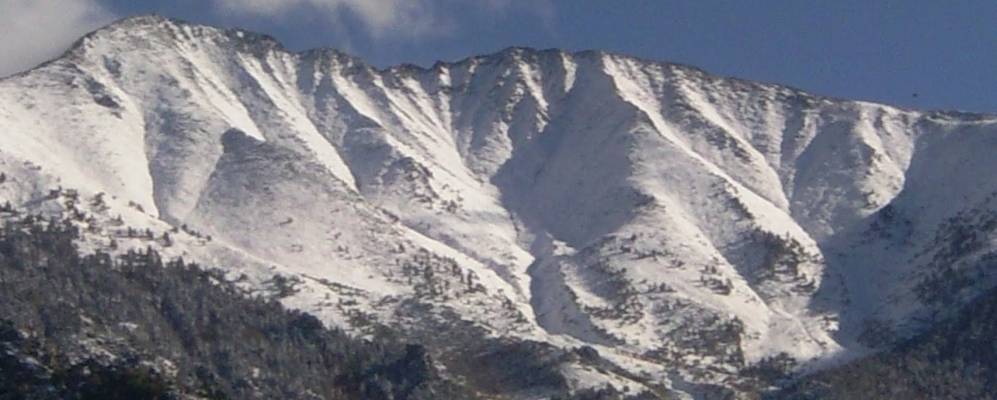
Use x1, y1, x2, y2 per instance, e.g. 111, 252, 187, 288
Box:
3, 15, 997, 397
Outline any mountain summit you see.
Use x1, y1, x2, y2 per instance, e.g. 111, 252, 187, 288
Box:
2, 15, 997, 398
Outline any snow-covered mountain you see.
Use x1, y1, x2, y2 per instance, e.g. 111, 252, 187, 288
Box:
2, 15, 997, 398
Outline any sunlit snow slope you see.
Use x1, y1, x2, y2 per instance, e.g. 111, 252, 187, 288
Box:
3, 15, 997, 397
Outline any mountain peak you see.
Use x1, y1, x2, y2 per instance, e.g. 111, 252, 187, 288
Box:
80, 13, 182, 40
64, 14, 287, 62
4, 15, 997, 399
109, 13, 174, 27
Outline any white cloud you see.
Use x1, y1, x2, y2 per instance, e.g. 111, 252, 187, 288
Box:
0, 0, 117, 77
0, 0, 554, 77
212, 0, 538, 39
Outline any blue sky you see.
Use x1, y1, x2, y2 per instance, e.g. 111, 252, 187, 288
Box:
2, 0, 996, 113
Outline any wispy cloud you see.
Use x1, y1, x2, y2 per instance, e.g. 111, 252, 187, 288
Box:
211, 0, 545, 39
0, 0, 117, 77
0, 0, 555, 76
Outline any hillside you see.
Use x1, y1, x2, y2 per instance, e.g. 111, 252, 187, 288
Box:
2, 15, 996, 398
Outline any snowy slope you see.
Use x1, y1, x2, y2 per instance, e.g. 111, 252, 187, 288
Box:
2, 15, 997, 397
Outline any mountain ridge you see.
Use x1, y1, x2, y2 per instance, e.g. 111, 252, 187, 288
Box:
2, 15, 997, 399
19, 13, 992, 117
